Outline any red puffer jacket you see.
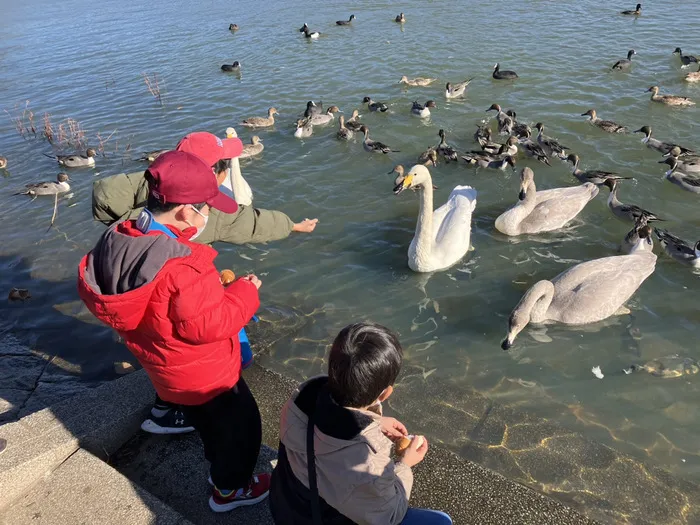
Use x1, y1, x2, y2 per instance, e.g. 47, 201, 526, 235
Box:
77, 220, 259, 405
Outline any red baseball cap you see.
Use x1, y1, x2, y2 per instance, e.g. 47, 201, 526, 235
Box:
146, 150, 238, 213
175, 131, 243, 167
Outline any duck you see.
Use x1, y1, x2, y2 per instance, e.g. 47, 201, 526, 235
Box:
336, 115, 353, 141
336, 14, 355, 25
137, 150, 168, 163
485, 103, 512, 133
519, 130, 551, 166
603, 178, 663, 223
393, 164, 477, 272
659, 158, 700, 193
362, 97, 388, 112
474, 124, 492, 148
344, 109, 364, 132
309, 106, 340, 126
646, 86, 695, 107
503, 110, 530, 138
566, 154, 632, 185
0, 156, 6, 169
221, 61, 241, 72
634, 126, 696, 155
399, 76, 436, 87
621, 218, 652, 254
663, 147, 700, 173
497, 136, 519, 157
293, 118, 313, 138
411, 100, 437, 118
673, 48, 699, 67
304, 28, 321, 39
360, 126, 398, 154
229, 23, 239, 31
621, 3, 641, 15
493, 63, 518, 80
501, 229, 656, 350
445, 79, 474, 99
495, 167, 597, 236
581, 109, 628, 133
418, 147, 438, 166
304, 101, 323, 118
239, 136, 264, 159
684, 64, 700, 82
479, 135, 516, 156
45, 148, 97, 168
534, 123, 569, 159
15, 173, 70, 197
612, 49, 636, 70
654, 228, 700, 267
395, 13, 406, 23
436, 129, 459, 162
223, 127, 253, 206
240, 107, 278, 128
462, 153, 517, 171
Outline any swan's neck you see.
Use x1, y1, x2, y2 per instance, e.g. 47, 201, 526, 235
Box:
228, 160, 253, 206
518, 180, 537, 211
518, 280, 555, 324
413, 181, 434, 264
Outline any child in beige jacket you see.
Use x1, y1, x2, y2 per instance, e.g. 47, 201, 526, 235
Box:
269, 322, 453, 525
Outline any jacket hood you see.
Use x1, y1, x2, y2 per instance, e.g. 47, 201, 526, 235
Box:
281, 376, 384, 458
78, 221, 208, 332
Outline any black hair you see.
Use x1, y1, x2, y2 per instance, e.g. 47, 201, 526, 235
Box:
144, 171, 205, 213
213, 158, 232, 175
327, 322, 403, 408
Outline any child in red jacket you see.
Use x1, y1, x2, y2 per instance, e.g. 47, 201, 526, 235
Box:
78, 150, 270, 512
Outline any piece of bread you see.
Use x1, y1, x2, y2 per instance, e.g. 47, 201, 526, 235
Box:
396, 435, 424, 455
220, 269, 236, 286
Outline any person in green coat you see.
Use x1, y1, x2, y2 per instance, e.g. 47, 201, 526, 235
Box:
92, 131, 318, 245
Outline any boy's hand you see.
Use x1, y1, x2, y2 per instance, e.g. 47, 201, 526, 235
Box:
292, 218, 318, 233
399, 436, 428, 468
242, 274, 262, 290
380, 417, 407, 441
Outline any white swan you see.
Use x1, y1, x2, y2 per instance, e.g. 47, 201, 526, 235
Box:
393, 164, 477, 273
502, 232, 657, 349
224, 127, 253, 206
495, 167, 598, 236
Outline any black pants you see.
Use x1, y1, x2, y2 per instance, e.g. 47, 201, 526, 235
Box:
180, 378, 262, 491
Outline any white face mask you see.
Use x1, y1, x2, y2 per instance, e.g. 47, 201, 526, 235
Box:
186, 205, 209, 240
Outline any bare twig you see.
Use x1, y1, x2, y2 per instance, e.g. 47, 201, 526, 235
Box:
142, 72, 163, 106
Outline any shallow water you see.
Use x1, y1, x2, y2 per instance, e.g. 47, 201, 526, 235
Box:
2, 0, 700, 520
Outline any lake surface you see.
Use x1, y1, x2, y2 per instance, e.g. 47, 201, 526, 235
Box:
2, 0, 700, 522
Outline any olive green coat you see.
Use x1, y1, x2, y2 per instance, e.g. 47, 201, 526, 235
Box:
92, 171, 294, 245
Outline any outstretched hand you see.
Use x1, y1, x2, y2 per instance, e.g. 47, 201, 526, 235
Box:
292, 218, 319, 233
380, 417, 408, 441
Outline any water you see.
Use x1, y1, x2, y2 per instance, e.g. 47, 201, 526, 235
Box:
2, 0, 700, 521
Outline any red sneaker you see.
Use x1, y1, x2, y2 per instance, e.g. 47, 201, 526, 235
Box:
209, 473, 271, 513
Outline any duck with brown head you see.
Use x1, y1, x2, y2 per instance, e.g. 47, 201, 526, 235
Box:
581, 109, 628, 133
646, 85, 695, 106
654, 228, 700, 267
603, 178, 663, 223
